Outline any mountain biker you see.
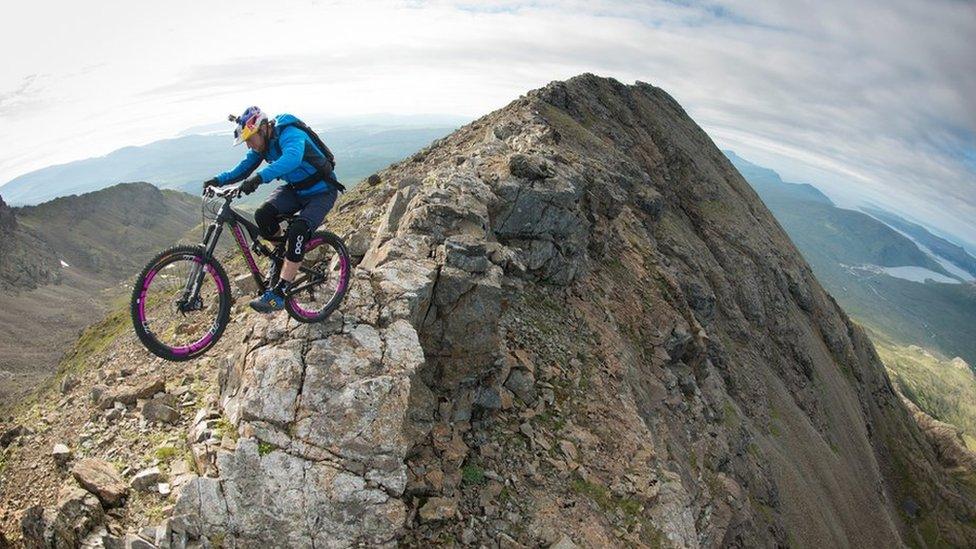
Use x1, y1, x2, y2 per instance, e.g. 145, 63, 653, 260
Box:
203, 106, 341, 313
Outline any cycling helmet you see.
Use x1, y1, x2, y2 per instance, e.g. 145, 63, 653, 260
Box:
229, 106, 268, 146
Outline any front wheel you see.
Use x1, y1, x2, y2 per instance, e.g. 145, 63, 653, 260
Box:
130, 245, 232, 361
285, 231, 351, 323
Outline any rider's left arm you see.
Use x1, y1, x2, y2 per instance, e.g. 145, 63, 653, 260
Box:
216, 149, 263, 184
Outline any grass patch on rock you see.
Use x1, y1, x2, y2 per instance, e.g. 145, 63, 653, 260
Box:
461, 464, 486, 485
258, 441, 275, 456
214, 417, 239, 442
155, 445, 179, 462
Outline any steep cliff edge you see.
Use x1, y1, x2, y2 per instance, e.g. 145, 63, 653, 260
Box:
12, 75, 976, 548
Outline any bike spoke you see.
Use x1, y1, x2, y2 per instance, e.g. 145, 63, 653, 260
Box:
138, 255, 222, 352
285, 237, 348, 321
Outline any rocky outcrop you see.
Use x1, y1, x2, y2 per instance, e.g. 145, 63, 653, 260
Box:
0, 195, 59, 291
903, 397, 976, 471
20, 483, 105, 548
147, 74, 976, 547
0, 195, 16, 232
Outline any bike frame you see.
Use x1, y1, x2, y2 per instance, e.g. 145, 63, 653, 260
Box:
181, 187, 327, 307
201, 196, 271, 292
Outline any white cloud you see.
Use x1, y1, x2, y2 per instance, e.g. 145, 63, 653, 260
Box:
0, 0, 973, 241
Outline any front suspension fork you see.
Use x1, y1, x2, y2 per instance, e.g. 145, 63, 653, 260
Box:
180, 223, 222, 309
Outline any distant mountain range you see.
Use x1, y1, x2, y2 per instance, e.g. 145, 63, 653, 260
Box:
726, 151, 976, 366
0, 183, 200, 408
0, 117, 465, 206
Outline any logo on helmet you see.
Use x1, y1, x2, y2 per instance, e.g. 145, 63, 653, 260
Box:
230, 106, 268, 146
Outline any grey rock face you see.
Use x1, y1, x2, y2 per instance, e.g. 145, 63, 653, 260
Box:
20, 483, 105, 548
504, 368, 537, 405
174, 440, 406, 548
169, 280, 429, 545
508, 153, 555, 181
140, 74, 976, 547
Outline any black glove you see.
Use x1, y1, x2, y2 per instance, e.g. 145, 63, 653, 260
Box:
240, 174, 262, 195
203, 177, 219, 190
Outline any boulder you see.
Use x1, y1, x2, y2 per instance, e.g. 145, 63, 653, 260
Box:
123, 533, 155, 549
504, 369, 537, 405
142, 395, 180, 424
71, 458, 128, 507
52, 443, 72, 466
1, 424, 25, 447
131, 467, 163, 492
20, 483, 105, 548
232, 273, 258, 295
59, 374, 79, 395
96, 378, 165, 410
551, 535, 579, 549
418, 497, 458, 522
508, 153, 554, 180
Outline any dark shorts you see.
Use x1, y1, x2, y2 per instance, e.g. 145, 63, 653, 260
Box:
265, 185, 338, 230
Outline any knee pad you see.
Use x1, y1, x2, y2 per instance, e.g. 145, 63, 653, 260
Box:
285, 219, 311, 262
254, 203, 280, 238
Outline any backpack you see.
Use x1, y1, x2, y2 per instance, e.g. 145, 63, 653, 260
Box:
274, 118, 346, 193
278, 118, 337, 168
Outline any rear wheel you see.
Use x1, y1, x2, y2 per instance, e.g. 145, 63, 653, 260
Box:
130, 245, 231, 361
285, 231, 351, 323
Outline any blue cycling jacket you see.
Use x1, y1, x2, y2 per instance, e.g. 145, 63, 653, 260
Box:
215, 114, 335, 196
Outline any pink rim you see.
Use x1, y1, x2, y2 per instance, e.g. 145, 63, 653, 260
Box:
137, 257, 223, 357
289, 238, 349, 319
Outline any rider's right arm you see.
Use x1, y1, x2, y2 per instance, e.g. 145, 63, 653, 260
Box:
215, 150, 263, 185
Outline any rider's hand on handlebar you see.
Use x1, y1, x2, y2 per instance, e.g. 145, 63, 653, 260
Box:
203, 178, 219, 191
240, 174, 262, 195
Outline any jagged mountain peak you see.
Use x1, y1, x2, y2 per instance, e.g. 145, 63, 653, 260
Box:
14, 74, 976, 548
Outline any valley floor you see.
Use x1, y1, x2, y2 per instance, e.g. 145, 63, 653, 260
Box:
0, 268, 117, 410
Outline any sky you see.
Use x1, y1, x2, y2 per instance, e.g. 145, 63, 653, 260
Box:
1, 0, 974, 245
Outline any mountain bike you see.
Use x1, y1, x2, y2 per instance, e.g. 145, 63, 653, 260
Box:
130, 182, 351, 361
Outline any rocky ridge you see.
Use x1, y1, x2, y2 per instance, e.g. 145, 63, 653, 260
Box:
8, 74, 976, 548
0, 195, 60, 291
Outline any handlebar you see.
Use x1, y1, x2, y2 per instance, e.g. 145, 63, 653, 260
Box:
203, 182, 244, 200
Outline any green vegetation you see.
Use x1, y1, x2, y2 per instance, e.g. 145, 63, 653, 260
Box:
874, 335, 976, 451
571, 475, 666, 547
461, 464, 486, 485
59, 301, 130, 377
721, 401, 739, 428
155, 445, 179, 462
572, 477, 643, 519
258, 441, 275, 456
536, 102, 607, 152
209, 533, 227, 549
214, 417, 239, 442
